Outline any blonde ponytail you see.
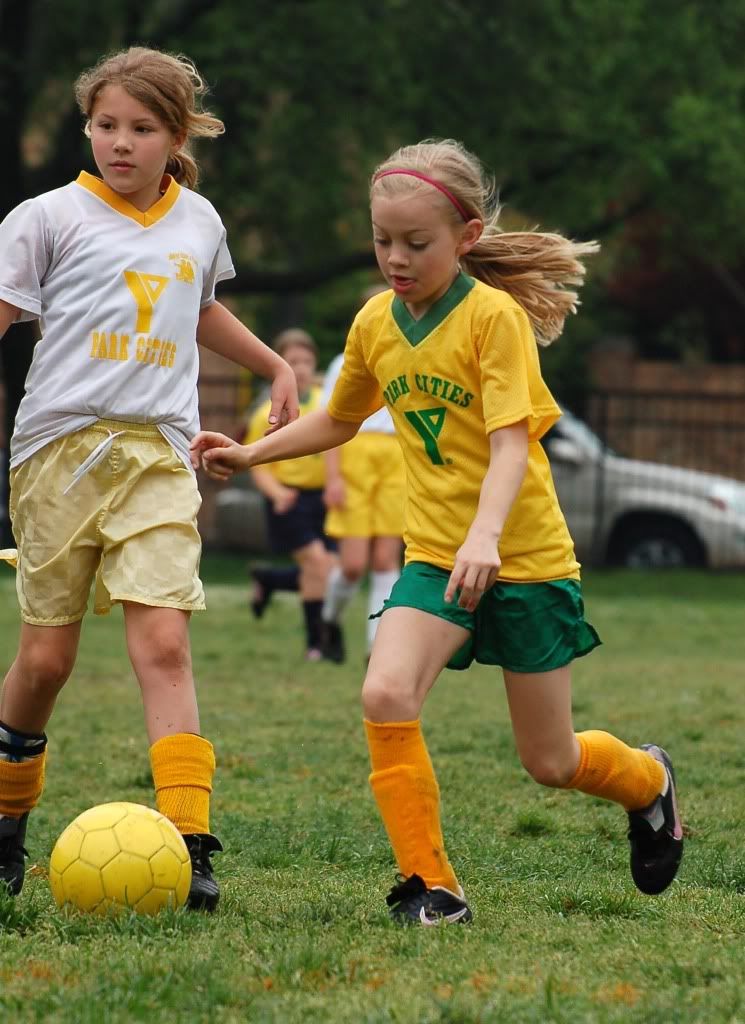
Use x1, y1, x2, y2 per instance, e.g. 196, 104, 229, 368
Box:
371, 139, 598, 344
462, 229, 598, 345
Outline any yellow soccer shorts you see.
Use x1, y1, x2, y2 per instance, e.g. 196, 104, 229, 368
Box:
324, 432, 406, 539
4, 419, 205, 625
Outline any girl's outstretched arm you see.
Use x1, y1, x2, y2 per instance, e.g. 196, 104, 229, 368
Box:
190, 409, 360, 480
197, 301, 299, 430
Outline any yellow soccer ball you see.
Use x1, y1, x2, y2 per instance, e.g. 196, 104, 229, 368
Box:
49, 802, 191, 915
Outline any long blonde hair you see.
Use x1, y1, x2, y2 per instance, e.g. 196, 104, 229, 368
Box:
371, 139, 598, 345
75, 47, 224, 190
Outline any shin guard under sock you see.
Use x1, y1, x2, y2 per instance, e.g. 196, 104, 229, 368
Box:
564, 730, 666, 811
365, 718, 459, 892
150, 732, 215, 834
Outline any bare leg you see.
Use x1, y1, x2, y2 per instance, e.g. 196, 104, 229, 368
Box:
503, 665, 580, 787
123, 603, 199, 744
0, 622, 81, 732
293, 539, 333, 600
369, 535, 403, 573
363, 606, 467, 721
339, 536, 372, 583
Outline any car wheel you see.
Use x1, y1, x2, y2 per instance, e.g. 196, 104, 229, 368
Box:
610, 517, 706, 569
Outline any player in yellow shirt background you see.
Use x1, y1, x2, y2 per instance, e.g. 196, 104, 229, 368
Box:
244, 329, 335, 661
192, 138, 683, 925
320, 285, 406, 665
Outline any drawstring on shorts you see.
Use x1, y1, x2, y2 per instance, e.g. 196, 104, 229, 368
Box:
63, 430, 125, 495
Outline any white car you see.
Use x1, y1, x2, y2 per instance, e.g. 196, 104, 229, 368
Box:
213, 472, 269, 554
545, 409, 745, 568
212, 409, 745, 569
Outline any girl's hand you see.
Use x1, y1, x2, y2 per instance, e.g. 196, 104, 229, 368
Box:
323, 476, 346, 509
273, 486, 299, 515
266, 364, 300, 434
189, 431, 252, 480
444, 525, 501, 612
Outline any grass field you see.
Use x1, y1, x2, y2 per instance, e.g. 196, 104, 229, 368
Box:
2, 556, 745, 1023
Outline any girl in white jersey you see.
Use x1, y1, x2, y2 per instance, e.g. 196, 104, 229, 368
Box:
0, 47, 298, 911
190, 139, 684, 924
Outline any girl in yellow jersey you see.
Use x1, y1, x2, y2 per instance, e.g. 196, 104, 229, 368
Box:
192, 139, 683, 923
244, 329, 335, 661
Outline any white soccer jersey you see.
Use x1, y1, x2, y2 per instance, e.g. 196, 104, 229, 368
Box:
322, 352, 395, 434
0, 171, 235, 470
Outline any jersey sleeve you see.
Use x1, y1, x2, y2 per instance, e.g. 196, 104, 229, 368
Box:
326, 321, 384, 423
200, 225, 236, 307
0, 198, 54, 321
477, 305, 561, 441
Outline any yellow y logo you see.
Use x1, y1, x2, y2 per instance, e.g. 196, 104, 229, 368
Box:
123, 271, 169, 334
173, 258, 195, 283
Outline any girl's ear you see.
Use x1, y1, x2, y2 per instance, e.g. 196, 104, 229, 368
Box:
458, 218, 483, 255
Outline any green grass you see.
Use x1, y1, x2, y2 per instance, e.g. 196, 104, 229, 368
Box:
2, 560, 745, 1022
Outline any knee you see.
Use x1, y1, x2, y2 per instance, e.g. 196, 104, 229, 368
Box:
299, 548, 328, 579
519, 748, 577, 789
370, 551, 399, 574
138, 629, 191, 677
342, 560, 366, 584
362, 671, 414, 723
19, 645, 75, 694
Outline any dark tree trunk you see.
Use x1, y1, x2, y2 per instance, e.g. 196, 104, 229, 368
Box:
0, 0, 34, 544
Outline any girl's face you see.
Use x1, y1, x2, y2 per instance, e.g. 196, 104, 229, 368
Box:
282, 344, 317, 395
371, 192, 481, 319
89, 85, 184, 211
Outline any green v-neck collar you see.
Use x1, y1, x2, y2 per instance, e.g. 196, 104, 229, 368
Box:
392, 272, 475, 346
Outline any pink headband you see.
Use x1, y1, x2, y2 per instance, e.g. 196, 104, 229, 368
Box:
373, 169, 470, 222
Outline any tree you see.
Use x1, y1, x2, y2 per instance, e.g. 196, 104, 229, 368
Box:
4, 0, 745, 536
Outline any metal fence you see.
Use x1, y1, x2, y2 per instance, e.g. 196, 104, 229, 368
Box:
547, 391, 745, 569
196, 375, 745, 568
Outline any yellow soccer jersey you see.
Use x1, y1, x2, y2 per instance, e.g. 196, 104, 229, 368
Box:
245, 386, 326, 489
326, 273, 580, 581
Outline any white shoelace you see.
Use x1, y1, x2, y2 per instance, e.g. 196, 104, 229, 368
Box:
63, 430, 125, 495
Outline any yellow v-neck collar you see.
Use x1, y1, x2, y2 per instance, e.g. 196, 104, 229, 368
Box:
75, 171, 180, 227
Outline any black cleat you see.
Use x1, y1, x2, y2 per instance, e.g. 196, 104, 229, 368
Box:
628, 745, 683, 895
320, 621, 346, 664
385, 873, 472, 926
0, 813, 29, 897
183, 833, 223, 912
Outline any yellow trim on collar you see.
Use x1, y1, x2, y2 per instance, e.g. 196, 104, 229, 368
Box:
75, 171, 181, 227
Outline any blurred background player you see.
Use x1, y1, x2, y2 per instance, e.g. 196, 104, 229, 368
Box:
244, 329, 335, 660
320, 286, 405, 664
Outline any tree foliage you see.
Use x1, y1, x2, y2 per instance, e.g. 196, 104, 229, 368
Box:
3, 0, 745, 535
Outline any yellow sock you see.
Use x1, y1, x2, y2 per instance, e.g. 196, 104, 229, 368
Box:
564, 730, 666, 811
365, 719, 460, 892
0, 752, 46, 817
150, 733, 215, 835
